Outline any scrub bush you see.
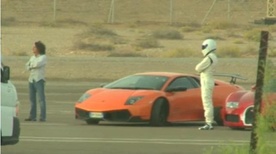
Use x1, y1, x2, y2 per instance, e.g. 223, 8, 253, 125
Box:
181, 26, 197, 33
108, 52, 144, 57
244, 29, 261, 42
268, 47, 276, 57
152, 29, 183, 40
1, 17, 16, 26
135, 37, 160, 49
75, 41, 114, 51
233, 39, 244, 44
95, 28, 116, 36
201, 26, 213, 33
73, 26, 120, 51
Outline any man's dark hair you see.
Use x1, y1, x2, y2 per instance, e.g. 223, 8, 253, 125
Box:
35, 41, 46, 55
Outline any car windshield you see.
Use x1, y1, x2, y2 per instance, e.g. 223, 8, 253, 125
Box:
104, 75, 168, 90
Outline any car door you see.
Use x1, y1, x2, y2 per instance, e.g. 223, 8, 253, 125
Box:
165, 76, 203, 122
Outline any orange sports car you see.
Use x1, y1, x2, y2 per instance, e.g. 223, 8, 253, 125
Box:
75, 72, 244, 126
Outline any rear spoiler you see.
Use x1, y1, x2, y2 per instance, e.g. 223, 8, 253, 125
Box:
214, 73, 247, 84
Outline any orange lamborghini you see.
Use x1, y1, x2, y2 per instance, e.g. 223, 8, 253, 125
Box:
75, 72, 244, 126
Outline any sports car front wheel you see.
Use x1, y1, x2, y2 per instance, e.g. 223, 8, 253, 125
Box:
150, 98, 169, 127
86, 119, 100, 125
230, 127, 245, 130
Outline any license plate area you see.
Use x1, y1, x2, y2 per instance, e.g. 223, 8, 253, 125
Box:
89, 112, 104, 118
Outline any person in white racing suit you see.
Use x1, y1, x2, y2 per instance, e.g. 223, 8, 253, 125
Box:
195, 39, 218, 130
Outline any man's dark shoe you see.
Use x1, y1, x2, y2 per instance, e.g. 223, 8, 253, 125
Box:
25, 118, 36, 121
39, 119, 46, 122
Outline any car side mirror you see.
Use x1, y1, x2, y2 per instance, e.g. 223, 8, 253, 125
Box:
251, 84, 256, 91
166, 86, 187, 92
1, 66, 10, 83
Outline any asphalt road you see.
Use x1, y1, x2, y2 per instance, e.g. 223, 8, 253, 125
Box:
2, 80, 252, 154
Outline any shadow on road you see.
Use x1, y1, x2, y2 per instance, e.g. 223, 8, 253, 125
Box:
80, 121, 212, 127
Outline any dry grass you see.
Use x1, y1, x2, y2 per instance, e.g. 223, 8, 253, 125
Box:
218, 45, 242, 58
2, 23, 276, 58
207, 20, 239, 30
1, 0, 275, 58
161, 48, 199, 58
244, 29, 261, 42
108, 50, 144, 57
2, 0, 267, 25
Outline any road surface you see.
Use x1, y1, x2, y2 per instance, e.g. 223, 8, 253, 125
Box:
2, 81, 252, 154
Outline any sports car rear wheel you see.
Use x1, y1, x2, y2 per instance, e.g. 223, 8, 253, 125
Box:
150, 98, 169, 126
86, 119, 100, 125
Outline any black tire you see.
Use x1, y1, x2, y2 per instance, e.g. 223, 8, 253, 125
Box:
230, 127, 245, 130
150, 98, 169, 126
214, 107, 224, 126
86, 119, 100, 125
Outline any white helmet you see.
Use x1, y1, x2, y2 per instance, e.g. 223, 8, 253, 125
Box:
201, 39, 216, 56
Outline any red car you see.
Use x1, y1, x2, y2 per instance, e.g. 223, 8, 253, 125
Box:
75, 72, 244, 126
222, 79, 276, 129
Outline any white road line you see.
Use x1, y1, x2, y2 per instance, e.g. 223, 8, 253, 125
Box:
19, 136, 251, 145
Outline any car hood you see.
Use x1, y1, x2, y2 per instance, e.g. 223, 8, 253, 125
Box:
241, 91, 254, 101
237, 91, 255, 106
239, 91, 276, 106
76, 88, 159, 111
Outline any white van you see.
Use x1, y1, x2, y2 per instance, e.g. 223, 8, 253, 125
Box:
1, 65, 20, 145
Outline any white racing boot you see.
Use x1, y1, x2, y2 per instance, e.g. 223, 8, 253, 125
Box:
198, 124, 214, 130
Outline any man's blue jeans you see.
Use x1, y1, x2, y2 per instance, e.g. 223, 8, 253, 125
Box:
28, 79, 46, 121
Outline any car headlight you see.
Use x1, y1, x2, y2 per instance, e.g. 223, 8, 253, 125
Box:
226, 101, 239, 109
125, 96, 143, 105
77, 93, 91, 103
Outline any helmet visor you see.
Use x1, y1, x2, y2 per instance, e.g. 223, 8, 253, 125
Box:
202, 44, 208, 50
